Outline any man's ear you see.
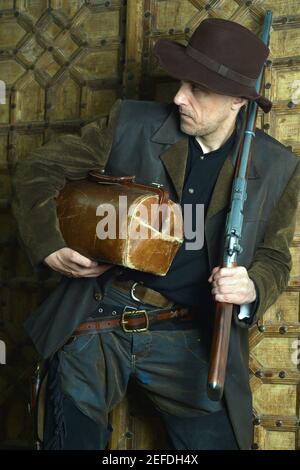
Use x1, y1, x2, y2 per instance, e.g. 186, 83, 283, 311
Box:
231, 97, 248, 111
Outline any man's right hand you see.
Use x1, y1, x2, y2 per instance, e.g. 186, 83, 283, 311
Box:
44, 247, 114, 278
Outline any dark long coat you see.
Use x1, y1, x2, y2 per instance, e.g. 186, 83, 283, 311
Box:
12, 99, 300, 449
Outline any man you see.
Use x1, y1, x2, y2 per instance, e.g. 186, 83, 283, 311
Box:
12, 18, 300, 450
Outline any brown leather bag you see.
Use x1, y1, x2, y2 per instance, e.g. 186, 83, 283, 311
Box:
55, 171, 183, 276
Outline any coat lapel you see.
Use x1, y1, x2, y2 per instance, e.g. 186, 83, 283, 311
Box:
152, 103, 259, 216
151, 104, 189, 201
206, 156, 235, 219
159, 138, 189, 201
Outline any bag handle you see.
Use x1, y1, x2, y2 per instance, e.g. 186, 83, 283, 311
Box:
88, 170, 169, 206
89, 171, 135, 185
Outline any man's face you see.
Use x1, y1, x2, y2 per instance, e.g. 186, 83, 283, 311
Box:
173, 80, 236, 137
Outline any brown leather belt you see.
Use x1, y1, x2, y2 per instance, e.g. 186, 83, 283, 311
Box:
111, 279, 174, 308
73, 305, 194, 335
70, 279, 194, 338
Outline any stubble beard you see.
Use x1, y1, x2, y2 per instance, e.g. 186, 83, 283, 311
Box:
180, 119, 216, 138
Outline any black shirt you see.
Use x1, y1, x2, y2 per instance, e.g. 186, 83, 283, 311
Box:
121, 129, 236, 306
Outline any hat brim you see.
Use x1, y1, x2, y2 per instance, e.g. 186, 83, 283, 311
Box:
154, 40, 272, 113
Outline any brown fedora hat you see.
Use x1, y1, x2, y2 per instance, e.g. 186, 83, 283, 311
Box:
154, 18, 272, 113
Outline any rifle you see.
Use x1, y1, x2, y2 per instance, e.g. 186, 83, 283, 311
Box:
207, 10, 273, 401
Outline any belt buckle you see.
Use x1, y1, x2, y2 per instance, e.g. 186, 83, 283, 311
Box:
121, 306, 149, 333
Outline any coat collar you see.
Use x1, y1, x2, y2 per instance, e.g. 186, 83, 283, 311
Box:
152, 104, 259, 218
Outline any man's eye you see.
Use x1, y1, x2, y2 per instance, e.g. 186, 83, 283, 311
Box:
191, 84, 210, 95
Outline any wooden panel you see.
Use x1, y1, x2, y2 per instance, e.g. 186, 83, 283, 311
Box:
50, 0, 85, 19
289, 245, 300, 287
262, 0, 300, 16
73, 49, 120, 81
262, 291, 299, 325
47, 74, 81, 121
206, 0, 241, 19
151, 0, 200, 32
72, 8, 120, 44
0, 60, 25, 86
274, 113, 300, 146
252, 337, 299, 369
155, 81, 180, 103
81, 87, 118, 119
15, 132, 44, 160
16, 0, 49, 22
253, 384, 297, 416
0, 174, 11, 199
0, 89, 9, 124
35, 52, 61, 81
254, 426, 297, 450
17, 36, 45, 66
0, 134, 8, 170
54, 31, 79, 60
263, 430, 296, 450
295, 201, 300, 242
269, 26, 300, 60
0, 14, 26, 48
14, 73, 45, 123
269, 67, 300, 103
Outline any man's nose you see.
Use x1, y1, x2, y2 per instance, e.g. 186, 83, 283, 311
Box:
174, 82, 189, 107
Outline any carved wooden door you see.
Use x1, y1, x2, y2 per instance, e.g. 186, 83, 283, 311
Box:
0, 0, 299, 450
0, 0, 126, 449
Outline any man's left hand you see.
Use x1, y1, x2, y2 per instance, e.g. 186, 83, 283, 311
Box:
208, 266, 256, 305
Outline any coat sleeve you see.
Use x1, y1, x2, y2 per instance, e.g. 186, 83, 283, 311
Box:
11, 99, 123, 270
234, 159, 300, 328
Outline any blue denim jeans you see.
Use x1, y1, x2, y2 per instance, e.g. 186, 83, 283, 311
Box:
44, 277, 238, 450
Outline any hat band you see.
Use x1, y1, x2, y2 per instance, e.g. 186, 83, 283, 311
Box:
186, 45, 257, 88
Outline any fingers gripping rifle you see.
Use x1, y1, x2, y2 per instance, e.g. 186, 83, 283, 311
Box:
207, 10, 273, 401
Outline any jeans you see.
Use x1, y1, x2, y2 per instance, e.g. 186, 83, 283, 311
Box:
43, 277, 239, 450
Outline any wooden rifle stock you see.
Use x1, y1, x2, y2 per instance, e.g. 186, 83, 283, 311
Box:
208, 284, 235, 401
